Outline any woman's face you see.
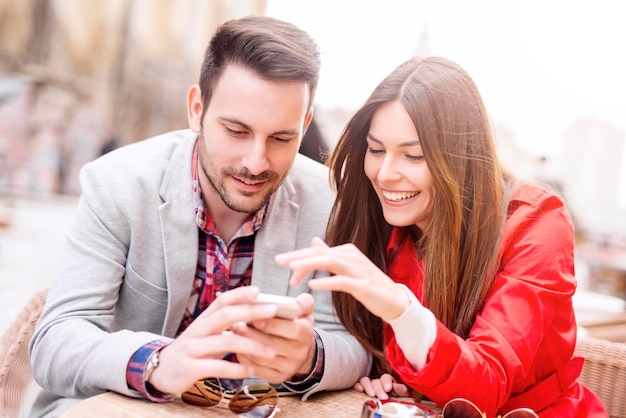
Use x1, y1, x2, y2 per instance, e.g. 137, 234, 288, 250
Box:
364, 100, 435, 231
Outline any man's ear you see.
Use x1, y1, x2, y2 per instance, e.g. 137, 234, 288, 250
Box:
187, 85, 203, 132
303, 107, 314, 134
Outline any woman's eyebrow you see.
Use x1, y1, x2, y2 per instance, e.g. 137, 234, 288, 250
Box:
367, 132, 420, 147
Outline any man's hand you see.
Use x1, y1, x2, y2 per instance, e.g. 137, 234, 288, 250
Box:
231, 293, 317, 383
148, 286, 281, 395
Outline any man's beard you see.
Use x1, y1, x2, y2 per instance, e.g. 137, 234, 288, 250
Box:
198, 133, 282, 214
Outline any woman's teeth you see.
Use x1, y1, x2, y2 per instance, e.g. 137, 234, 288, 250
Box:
383, 191, 419, 201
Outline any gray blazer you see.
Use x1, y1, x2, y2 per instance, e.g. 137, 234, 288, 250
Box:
29, 129, 370, 417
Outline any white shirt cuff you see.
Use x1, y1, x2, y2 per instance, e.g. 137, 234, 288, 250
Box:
385, 284, 437, 370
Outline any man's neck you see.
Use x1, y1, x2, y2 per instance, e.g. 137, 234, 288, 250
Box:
204, 196, 249, 244
211, 211, 248, 244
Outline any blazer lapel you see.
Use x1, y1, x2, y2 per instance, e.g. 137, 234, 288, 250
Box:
252, 184, 300, 296
158, 131, 199, 337
159, 199, 197, 336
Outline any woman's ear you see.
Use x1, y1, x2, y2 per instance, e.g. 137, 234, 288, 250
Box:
187, 85, 203, 132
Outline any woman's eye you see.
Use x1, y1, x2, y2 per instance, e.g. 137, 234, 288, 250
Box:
407, 154, 424, 162
367, 147, 384, 155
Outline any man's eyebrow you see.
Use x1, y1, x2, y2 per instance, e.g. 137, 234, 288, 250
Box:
367, 132, 420, 147
221, 117, 300, 136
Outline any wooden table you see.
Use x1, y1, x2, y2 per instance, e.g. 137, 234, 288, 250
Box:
61, 389, 375, 417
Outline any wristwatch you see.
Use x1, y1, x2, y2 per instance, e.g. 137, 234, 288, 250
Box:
143, 348, 174, 400
144, 349, 161, 383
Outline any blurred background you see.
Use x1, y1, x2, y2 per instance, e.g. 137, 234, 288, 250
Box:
1, 0, 625, 336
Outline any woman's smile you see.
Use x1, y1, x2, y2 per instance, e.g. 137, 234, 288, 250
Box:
381, 189, 420, 202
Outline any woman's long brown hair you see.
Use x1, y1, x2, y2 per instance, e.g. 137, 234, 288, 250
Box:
325, 57, 517, 377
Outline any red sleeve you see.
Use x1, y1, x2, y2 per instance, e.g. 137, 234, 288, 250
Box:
386, 185, 577, 416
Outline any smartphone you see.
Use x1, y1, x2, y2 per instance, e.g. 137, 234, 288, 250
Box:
253, 293, 300, 320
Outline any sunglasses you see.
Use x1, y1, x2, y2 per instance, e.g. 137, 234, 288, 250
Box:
362, 397, 538, 418
181, 377, 279, 418
441, 398, 538, 418
362, 398, 437, 417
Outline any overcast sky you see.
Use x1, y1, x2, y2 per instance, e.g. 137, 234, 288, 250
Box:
265, 0, 626, 159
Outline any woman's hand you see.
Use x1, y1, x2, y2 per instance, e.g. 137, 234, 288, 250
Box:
354, 373, 411, 400
274, 237, 410, 321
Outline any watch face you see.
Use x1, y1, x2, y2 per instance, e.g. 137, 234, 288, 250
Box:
144, 350, 161, 382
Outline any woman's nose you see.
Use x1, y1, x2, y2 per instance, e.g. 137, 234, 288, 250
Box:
377, 155, 401, 182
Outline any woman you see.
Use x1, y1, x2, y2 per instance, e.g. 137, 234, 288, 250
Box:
275, 57, 606, 417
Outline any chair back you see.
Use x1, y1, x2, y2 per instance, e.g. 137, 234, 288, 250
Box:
575, 336, 626, 418
0, 288, 48, 418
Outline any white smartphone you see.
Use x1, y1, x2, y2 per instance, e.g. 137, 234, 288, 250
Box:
253, 293, 300, 320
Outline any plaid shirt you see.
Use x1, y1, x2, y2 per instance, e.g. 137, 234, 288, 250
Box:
126, 140, 324, 400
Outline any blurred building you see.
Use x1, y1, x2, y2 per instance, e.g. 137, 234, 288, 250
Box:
560, 118, 626, 300
561, 118, 626, 239
1, 0, 625, 302
0, 0, 266, 196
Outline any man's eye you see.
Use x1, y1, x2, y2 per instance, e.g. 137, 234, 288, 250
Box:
225, 127, 246, 136
274, 137, 291, 143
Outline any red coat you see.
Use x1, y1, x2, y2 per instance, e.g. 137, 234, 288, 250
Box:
385, 185, 607, 417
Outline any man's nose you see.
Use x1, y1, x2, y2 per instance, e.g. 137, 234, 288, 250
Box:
242, 139, 270, 175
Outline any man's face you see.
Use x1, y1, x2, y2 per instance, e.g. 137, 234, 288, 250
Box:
187, 65, 312, 215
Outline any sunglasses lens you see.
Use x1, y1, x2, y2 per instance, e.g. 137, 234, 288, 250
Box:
503, 409, 539, 418
442, 398, 484, 418
361, 399, 436, 417
229, 383, 279, 417
181, 379, 222, 407
220, 378, 245, 393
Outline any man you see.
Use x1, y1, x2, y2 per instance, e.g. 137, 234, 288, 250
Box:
29, 15, 369, 417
